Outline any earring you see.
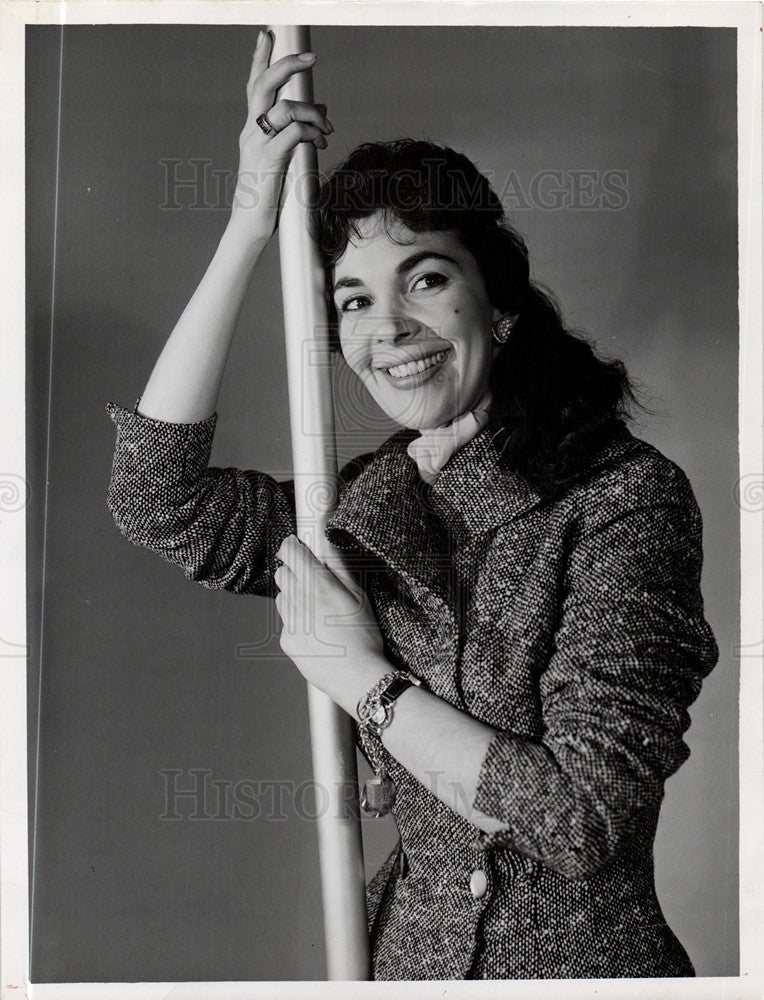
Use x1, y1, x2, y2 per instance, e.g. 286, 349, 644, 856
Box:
491, 313, 520, 345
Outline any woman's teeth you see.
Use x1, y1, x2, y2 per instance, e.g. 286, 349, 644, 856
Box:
387, 351, 447, 379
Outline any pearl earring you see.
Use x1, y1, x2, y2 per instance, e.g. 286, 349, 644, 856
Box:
491, 313, 520, 345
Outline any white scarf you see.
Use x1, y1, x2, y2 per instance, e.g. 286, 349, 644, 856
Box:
406, 390, 493, 485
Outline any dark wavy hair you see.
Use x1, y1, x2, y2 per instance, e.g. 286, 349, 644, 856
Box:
312, 139, 642, 498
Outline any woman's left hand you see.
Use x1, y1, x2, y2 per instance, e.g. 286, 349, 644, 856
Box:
274, 535, 385, 708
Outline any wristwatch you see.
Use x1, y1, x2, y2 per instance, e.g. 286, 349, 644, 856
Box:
356, 670, 422, 736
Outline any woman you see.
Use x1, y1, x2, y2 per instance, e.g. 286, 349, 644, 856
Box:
107, 33, 718, 979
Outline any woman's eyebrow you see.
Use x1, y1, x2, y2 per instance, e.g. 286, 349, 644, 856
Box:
333, 251, 461, 294
395, 250, 460, 276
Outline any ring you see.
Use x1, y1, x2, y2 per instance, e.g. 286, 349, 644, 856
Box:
256, 112, 277, 137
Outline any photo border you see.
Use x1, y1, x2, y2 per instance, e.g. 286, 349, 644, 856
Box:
1, 2, 761, 997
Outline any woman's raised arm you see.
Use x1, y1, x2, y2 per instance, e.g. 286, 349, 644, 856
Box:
137, 31, 331, 424
107, 32, 332, 588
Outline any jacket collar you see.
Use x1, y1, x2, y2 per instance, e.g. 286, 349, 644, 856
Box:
326, 419, 640, 596
326, 422, 541, 598
326, 427, 452, 599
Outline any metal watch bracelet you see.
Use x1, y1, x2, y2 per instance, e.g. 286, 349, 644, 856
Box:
356, 669, 422, 737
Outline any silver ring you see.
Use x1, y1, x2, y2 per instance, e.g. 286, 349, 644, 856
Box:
256, 112, 277, 137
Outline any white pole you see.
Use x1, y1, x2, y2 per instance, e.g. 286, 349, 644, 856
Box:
269, 24, 371, 982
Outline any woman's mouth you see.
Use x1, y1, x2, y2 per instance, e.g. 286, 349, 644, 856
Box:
376, 349, 450, 389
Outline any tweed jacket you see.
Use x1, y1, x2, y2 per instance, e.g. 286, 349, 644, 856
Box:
106, 400, 719, 981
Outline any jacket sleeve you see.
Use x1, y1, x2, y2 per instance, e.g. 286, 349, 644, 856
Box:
105, 401, 296, 595
471, 452, 719, 879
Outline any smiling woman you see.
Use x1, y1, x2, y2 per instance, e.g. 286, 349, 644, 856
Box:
105, 31, 720, 982
316, 138, 638, 495
332, 222, 497, 432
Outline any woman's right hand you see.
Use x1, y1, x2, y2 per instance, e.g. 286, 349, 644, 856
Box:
228, 30, 333, 246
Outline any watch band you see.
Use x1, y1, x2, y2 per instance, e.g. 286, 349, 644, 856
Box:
380, 672, 417, 706
356, 670, 422, 736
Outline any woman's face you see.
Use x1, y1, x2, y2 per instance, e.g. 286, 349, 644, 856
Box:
332, 213, 500, 430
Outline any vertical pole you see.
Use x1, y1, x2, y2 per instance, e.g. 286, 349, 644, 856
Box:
269, 24, 371, 982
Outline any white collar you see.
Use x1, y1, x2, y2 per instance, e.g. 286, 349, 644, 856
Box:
406, 390, 493, 485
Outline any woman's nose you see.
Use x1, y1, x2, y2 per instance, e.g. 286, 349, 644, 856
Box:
372, 312, 419, 344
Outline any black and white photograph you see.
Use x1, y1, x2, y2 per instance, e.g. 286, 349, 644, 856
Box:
1, 2, 761, 996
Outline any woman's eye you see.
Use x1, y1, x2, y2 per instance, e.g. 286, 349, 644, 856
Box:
339, 294, 371, 313
411, 272, 447, 292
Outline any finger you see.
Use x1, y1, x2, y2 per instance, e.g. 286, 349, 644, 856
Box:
276, 534, 310, 575
275, 588, 298, 631
246, 30, 272, 102
252, 52, 317, 110
315, 103, 334, 130
274, 590, 289, 629
279, 539, 355, 615
276, 533, 326, 570
270, 120, 328, 154
273, 562, 297, 593
265, 99, 333, 135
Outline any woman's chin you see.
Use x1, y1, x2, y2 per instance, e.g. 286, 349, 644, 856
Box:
395, 412, 454, 433
380, 397, 459, 432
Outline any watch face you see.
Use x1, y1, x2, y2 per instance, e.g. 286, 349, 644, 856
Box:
371, 705, 387, 726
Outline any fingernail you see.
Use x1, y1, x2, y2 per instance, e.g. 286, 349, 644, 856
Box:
298, 52, 316, 62
325, 118, 334, 133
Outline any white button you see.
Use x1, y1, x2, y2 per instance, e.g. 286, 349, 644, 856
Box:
470, 869, 488, 899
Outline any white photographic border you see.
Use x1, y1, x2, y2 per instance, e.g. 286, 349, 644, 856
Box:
1, 2, 761, 998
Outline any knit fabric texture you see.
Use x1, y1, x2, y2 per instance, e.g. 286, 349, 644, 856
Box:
106, 400, 719, 980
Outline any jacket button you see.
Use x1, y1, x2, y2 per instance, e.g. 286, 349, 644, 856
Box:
469, 869, 488, 899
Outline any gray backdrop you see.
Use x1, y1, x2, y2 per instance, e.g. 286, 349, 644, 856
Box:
26, 24, 738, 982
